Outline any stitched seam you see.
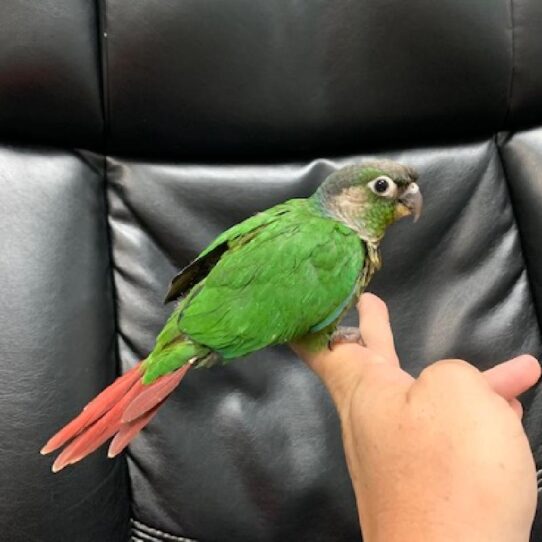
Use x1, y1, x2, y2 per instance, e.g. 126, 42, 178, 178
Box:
95, 0, 110, 146
496, 137, 542, 336
131, 519, 199, 542
501, 0, 516, 129
132, 531, 161, 542
92, 1, 119, 367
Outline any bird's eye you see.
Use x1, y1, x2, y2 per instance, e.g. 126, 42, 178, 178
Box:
375, 178, 389, 193
368, 176, 397, 198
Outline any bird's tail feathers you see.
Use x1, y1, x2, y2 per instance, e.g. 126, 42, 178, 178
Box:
41, 360, 191, 472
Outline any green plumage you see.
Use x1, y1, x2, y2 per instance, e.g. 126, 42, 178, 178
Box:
180, 199, 364, 358
141, 162, 421, 384
143, 199, 364, 383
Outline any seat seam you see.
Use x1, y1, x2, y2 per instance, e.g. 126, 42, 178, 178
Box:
94, 2, 136, 539
95, 0, 110, 147
501, 0, 516, 129
495, 134, 542, 337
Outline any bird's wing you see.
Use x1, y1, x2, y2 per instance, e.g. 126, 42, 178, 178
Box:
178, 209, 365, 359
164, 200, 302, 303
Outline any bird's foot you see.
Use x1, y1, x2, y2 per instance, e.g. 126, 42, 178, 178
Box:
328, 326, 364, 351
193, 352, 222, 368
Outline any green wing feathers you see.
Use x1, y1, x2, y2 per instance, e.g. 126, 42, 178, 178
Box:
164, 201, 296, 303
197, 200, 297, 259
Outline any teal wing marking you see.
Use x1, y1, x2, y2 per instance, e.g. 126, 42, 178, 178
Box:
177, 200, 365, 359
309, 282, 358, 333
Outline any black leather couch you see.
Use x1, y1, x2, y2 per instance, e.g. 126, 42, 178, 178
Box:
2, 1, 542, 541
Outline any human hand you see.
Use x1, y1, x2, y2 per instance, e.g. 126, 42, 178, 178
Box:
293, 293, 541, 542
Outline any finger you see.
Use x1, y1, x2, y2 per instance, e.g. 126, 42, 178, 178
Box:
358, 293, 400, 366
292, 341, 372, 400
509, 398, 523, 419
483, 355, 540, 400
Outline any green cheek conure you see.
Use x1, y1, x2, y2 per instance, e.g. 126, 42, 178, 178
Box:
42, 159, 422, 472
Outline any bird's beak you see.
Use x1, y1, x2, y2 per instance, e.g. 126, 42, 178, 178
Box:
397, 182, 423, 222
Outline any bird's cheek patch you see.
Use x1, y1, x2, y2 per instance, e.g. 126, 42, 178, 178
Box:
340, 186, 366, 204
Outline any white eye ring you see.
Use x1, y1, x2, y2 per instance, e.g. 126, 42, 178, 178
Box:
368, 176, 397, 198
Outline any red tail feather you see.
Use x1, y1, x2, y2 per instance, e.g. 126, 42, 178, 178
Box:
41, 361, 190, 472
122, 365, 189, 423
108, 404, 161, 458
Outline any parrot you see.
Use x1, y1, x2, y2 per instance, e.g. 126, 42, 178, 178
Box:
41, 160, 422, 472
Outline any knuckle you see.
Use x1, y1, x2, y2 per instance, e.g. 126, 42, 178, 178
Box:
418, 359, 479, 383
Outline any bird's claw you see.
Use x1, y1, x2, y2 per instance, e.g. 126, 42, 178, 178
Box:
328, 326, 364, 351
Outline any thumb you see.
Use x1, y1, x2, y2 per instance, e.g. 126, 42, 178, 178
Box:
483, 355, 541, 400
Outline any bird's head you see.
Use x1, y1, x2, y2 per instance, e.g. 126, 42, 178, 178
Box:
313, 160, 422, 242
